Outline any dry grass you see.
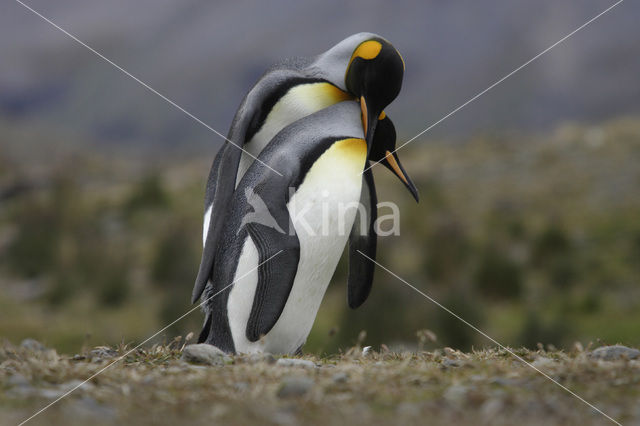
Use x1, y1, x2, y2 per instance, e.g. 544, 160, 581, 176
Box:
1, 339, 639, 426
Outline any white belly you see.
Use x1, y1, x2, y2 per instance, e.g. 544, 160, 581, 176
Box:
227, 138, 367, 354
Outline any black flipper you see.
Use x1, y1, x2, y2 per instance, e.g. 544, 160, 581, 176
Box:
347, 167, 378, 308
244, 186, 300, 342
192, 143, 232, 303
191, 71, 310, 304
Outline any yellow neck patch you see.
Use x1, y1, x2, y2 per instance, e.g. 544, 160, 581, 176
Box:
314, 82, 353, 103
333, 138, 367, 165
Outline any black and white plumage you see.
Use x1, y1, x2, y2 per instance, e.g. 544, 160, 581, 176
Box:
193, 33, 417, 354
193, 32, 404, 305
199, 101, 369, 353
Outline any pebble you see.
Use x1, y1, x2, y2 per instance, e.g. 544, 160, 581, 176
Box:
276, 376, 314, 398
246, 352, 277, 365
332, 372, 349, 383
443, 384, 468, 403
181, 344, 232, 366
362, 346, 373, 357
441, 359, 461, 368
7, 373, 30, 388
589, 345, 640, 361
20, 338, 46, 352
234, 382, 249, 392
531, 357, 556, 368
489, 377, 519, 387
276, 358, 317, 369
59, 380, 95, 393
66, 395, 117, 421
481, 398, 504, 419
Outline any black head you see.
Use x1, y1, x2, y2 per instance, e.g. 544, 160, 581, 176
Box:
344, 37, 405, 149
369, 113, 419, 202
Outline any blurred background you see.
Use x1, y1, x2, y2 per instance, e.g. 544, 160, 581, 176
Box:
0, 0, 639, 354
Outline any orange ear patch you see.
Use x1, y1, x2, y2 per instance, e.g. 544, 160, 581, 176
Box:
353, 40, 382, 60
347, 40, 383, 71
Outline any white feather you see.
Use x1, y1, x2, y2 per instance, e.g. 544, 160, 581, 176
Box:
202, 204, 212, 246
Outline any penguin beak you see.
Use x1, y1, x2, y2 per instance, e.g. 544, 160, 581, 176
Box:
382, 150, 419, 202
360, 96, 379, 151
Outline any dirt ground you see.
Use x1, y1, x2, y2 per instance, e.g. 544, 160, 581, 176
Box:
1, 339, 638, 426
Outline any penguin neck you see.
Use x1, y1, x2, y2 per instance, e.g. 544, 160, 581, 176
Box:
235, 82, 352, 185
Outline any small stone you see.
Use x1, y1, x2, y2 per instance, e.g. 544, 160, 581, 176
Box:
20, 339, 46, 352
66, 395, 116, 421
38, 388, 67, 399
489, 377, 518, 387
443, 384, 468, 403
246, 352, 277, 365
276, 376, 314, 398
590, 345, 640, 361
234, 382, 249, 392
276, 358, 316, 368
72, 354, 86, 361
181, 344, 231, 366
481, 398, 504, 419
59, 380, 95, 393
531, 357, 556, 368
332, 372, 349, 383
362, 346, 373, 357
441, 359, 461, 368
8, 373, 30, 388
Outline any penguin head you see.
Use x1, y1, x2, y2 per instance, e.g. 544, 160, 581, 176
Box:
344, 37, 404, 148
369, 112, 419, 202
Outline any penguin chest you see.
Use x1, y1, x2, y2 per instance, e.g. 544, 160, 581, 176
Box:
288, 137, 369, 250
228, 138, 367, 354
236, 83, 352, 184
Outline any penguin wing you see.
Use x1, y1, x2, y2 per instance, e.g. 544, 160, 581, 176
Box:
242, 182, 300, 342
192, 70, 307, 304
192, 142, 233, 303
347, 167, 378, 308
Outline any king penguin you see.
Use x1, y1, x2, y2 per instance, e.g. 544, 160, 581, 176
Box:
192, 33, 409, 307
197, 101, 419, 354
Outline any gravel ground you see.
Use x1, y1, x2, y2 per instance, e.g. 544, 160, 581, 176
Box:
1, 339, 639, 426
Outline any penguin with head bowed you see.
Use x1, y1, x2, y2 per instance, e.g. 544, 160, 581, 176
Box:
193, 33, 407, 305
199, 101, 368, 354
197, 101, 418, 354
